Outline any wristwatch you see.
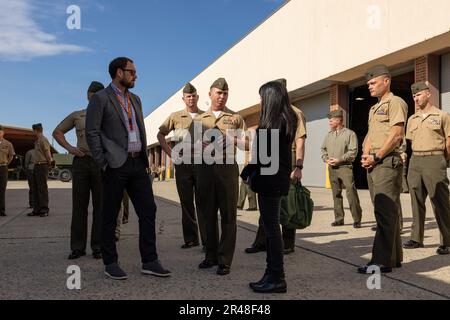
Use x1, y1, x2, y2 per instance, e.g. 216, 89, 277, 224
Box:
295, 165, 303, 170
373, 154, 382, 164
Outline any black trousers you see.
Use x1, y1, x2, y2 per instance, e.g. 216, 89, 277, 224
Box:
122, 192, 130, 222
32, 164, 49, 214
101, 156, 157, 265
175, 164, 206, 245
71, 156, 102, 252
27, 169, 34, 207
0, 166, 7, 215
258, 194, 284, 277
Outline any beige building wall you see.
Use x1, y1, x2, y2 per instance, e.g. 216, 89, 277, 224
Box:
145, 0, 450, 146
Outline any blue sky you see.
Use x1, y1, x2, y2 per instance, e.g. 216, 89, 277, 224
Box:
0, 0, 285, 151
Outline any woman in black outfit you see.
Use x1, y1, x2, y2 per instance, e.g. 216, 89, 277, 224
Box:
241, 81, 297, 293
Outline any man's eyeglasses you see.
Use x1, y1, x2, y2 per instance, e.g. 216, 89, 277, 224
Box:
122, 69, 137, 76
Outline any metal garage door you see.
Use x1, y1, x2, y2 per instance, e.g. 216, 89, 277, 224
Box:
441, 53, 450, 178
293, 92, 330, 187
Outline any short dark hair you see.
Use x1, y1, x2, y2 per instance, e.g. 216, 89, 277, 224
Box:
32, 123, 43, 132
108, 57, 134, 79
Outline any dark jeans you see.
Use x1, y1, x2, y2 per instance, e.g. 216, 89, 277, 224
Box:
101, 156, 157, 265
258, 194, 284, 277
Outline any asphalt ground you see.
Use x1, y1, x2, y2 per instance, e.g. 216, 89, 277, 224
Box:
0, 180, 449, 300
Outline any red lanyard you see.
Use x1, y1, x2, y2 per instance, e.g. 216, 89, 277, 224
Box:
115, 92, 134, 130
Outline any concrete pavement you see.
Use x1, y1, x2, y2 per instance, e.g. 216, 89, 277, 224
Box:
0, 180, 449, 300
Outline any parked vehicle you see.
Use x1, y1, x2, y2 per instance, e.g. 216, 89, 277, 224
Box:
48, 153, 74, 182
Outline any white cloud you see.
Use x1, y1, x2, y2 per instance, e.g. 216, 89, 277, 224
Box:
0, 0, 89, 61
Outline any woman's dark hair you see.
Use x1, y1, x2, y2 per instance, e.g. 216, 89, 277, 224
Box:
109, 57, 134, 79
258, 81, 297, 143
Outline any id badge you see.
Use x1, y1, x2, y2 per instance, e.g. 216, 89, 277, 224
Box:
129, 131, 138, 143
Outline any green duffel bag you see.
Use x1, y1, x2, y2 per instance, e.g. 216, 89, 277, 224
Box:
280, 182, 314, 230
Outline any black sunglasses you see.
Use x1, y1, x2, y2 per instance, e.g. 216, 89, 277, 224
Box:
122, 68, 136, 76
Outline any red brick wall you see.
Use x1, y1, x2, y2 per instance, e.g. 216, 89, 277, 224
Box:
415, 56, 428, 82
330, 84, 349, 125
330, 84, 339, 111
414, 55, 440, 107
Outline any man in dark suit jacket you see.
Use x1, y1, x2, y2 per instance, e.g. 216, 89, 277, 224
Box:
86, 57, 171, 280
